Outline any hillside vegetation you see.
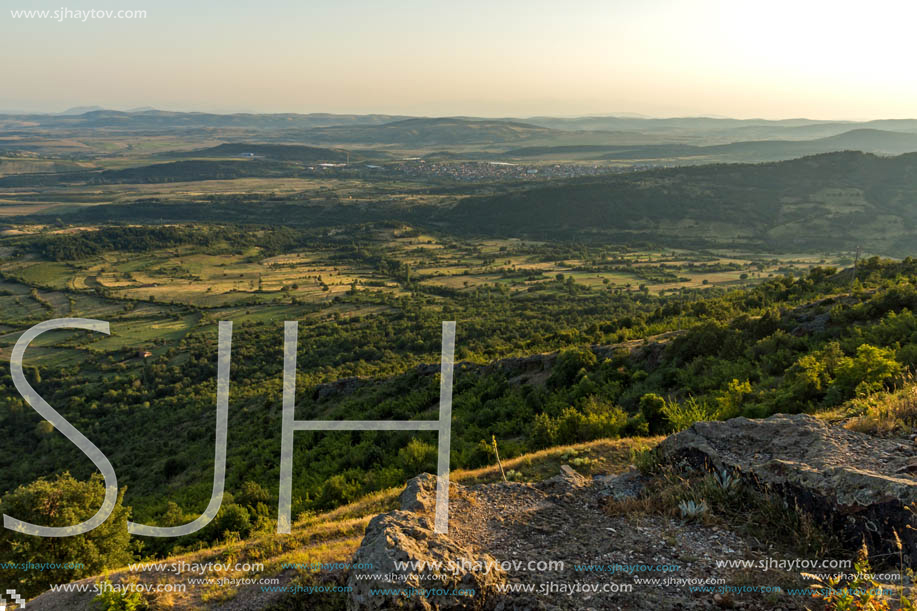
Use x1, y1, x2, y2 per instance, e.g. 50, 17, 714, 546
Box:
2, 113, 917, 607
2, 227, 917, 598
6, 152, 917, 257
444, 152, 917, 254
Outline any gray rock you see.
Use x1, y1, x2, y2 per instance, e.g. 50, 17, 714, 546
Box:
656, 414, 917, 563
400, 472, 440, 514
348, 477, 505, 610
594, 468, 648, 502
537, 464, 590, 498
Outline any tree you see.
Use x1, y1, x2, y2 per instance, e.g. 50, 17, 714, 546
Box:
0, 473, 132, 597
833, 344, 901, 399
531, 412, 558, 448
548, 347, 597, 389
208, 503, 251, 542
237, 480, 272, 508
639, 393, 668, 433
556, 407, 585, 444
398, 438, 437, 474
715, 379, 752, 419
783, 342, 845, 408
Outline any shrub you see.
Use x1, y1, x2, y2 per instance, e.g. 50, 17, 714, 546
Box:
807, 543, 912, 610
530, 412, 558, 449
638, 393, 667, 433
92, 578, 146, 611
833, 344, 902, 399
846, 377, 917, 435
0, 473, 133, 597
660, 396, 718, 431
209, 503, 252, 542
398, 438, 437, 474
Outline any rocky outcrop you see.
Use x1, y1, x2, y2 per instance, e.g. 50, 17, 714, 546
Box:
657, 414, 917, 563
347, 474, 506, 610
352, 467, 801, 610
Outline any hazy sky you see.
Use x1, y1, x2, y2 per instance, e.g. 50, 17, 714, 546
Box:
3, 0, 916, 119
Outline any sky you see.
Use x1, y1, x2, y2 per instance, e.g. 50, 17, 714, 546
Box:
2, 0, 916, 119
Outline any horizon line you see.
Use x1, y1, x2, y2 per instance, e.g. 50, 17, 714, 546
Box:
3, 107, 917, 124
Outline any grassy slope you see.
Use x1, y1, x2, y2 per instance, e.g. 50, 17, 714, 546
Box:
36, 436, 659, 610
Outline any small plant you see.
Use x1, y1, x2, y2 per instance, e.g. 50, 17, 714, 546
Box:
492, 435, 507, 482
661, 396, 720, 432
631, 447, 662, 475
505, 469, 526, 482
678, 499, 708, 520
804, 542, 912, 611
713, 468, 738, 491
570, 456, 592, 467
91, 578, 146, 611
607, 466, 842, 560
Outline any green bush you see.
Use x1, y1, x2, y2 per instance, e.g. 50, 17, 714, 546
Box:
398, 438, 438, 474
531, 412, 558, 448
833, 344, 902, 398
91, 578, 146, 611
638, 393, 667, 433
661, 396, 718, 431
0, 473, 133, 597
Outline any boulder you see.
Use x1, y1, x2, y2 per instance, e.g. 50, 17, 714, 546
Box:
657, 414, 917, 563
400, 472, 439, 513
594, 468, 648, 502
347, 474, 505, 610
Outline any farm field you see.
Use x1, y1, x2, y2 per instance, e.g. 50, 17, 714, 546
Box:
0, 223, 855, 371
0, 224, 853, 306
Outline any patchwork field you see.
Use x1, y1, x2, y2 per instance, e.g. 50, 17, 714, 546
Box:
0, 224, 856, 373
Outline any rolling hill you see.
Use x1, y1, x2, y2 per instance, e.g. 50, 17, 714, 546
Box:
504, 129, 917, 162
170, 142, 389, 163
297, 117, 562, 147
442, 151, 917, 254
10, 151, 917, 255
522, 116, 917, 144
0, 109, 412, 131
0, 159, 302, 187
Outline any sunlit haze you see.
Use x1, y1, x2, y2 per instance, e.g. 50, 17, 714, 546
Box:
3, 0, 917, 118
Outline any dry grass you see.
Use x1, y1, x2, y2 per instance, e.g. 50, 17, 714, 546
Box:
452, 436, 661, 486
605, 465, 844, 561
40, 436, 660, 610
845, 375, 917, 436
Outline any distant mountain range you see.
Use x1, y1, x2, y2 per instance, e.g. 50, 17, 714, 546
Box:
57, 105, 107, 115
5, 109, 916, 140
0, 109, 412, 131
3, 109, 917, 161
297, 117, 561, 146
519, 116, 917, 141
169, 143, 389, 162
504, 129, 917, 162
